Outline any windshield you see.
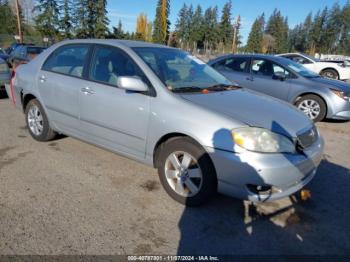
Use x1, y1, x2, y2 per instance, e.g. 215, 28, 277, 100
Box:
284, 59, 320, 78
301, 53, 320, 62
132, 47, 232, 90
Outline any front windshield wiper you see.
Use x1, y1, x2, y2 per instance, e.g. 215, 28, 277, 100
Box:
170, 84, 241, 93
206, 84, 241, 91
170, 86, 203, 93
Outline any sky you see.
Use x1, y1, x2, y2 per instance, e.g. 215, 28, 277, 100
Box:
107, 0, 348, 45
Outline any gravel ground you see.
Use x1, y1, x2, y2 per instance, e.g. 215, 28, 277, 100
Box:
0, 93, 349, 255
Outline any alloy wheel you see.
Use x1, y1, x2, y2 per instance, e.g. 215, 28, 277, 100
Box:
27, 105, 44, 136
164, 151, 203, 197
297, 99, 321, 120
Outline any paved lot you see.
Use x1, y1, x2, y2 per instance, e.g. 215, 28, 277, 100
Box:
0, 92, 349, 255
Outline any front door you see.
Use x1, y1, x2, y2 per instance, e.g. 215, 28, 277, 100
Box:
244, 58, 291, 101
79, 45, 151, 159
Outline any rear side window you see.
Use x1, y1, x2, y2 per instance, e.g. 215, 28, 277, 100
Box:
213, 57, 249, 73
42, 45, 89, 78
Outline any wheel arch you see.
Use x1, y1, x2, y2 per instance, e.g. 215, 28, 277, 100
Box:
294, 92, 328, 116
21, 92, 37, 112
152, 132, 211, 168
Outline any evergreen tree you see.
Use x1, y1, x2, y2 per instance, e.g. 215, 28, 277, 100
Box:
309, 8, 328, 54
246, 14, 264, 53
94, 0, 109, 38
0, 0, 17, 35
34, 0, 60, 39
153, 0, 170, 44
190, 5, 204, 51
203, 6, 219, 53
323, 3, 342, 53
175, 3, 188, 48
219, 0, 233, 50
60, 0, 72, 39
337, 2, 350, 54
265, 9, 289, 53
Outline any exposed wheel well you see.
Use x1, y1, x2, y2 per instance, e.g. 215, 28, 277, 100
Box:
320, 68, 339, 78
153, 133, 204, 168
22, 93, 37, 112
294, 93, 328, 115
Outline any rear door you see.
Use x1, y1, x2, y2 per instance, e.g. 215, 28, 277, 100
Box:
38, 44, 91, 135
244, 58, 291, 100
211, 56, 251, 86
79, 44, 151, 159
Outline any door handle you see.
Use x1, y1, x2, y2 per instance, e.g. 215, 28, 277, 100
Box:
81, 87, 96, 95
39, 75, 46, 83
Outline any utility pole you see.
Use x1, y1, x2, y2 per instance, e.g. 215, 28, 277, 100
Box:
15, 0, 23, 43
232, 15, 241, 54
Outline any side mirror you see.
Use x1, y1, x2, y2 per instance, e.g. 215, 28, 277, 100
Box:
272, 72, 286, 81
117, 76, 148, 92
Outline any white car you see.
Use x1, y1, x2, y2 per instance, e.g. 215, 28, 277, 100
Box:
278, 53, 350, 81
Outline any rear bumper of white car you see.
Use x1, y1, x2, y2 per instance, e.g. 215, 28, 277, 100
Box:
207, 136, 324, 202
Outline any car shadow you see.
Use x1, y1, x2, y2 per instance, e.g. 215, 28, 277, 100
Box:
323, 119, 349, 123
177, 126, 350, 255
177, 159, 350, 255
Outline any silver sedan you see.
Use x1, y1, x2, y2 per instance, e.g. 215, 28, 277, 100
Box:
209, 54, 350, 122
8, 40, 324, 206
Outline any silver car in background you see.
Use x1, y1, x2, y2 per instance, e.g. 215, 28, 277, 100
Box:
9, 40, 324, 206
209, 54, 350, 122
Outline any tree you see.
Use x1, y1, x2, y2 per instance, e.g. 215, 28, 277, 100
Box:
337, 2, 350, 54
175, 3, 188, 48
34, 0, 60, 40
265, 9, 289, 53
245, 14, 264, 53
219, 0, 233, 51
153, 0, 170, 44
94, 0, 109, 38
74, 0, 109, 38
190, 5, 204, 51
203, 6, 219, 53
309, 8, 328, 54
59, 0, 72, 39
136, 13, 148, 41
0, 0, 17, 35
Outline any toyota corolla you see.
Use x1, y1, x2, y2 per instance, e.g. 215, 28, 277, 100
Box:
8, 40, 324, 206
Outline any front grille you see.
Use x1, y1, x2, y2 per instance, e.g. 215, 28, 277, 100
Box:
297, 126, 318, 150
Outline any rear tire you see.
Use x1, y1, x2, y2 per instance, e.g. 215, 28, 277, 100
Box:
156, 137, 217, 206
320, 69, 339, 80
296, 95, 327, 122
25, 99, 56, 141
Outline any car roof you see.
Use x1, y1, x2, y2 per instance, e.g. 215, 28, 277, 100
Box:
56, 39, 172, 49
209, 53, 289, 64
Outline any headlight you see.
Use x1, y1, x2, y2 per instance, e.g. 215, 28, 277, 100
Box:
330, 88, 350, 101
232, 127, 296, 153
0, 63, 9, 73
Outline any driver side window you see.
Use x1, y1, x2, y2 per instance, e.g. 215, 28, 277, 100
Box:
251, 59, 289, 77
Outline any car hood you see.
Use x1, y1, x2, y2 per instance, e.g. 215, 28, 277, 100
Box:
309, 77, 350, 92
180, 89, 313, 138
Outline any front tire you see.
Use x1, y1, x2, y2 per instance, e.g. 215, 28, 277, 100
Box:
296, 95, 327, 122
156, 137, 217, 206
320, 69, 339, 80
25, 99, 56, 141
